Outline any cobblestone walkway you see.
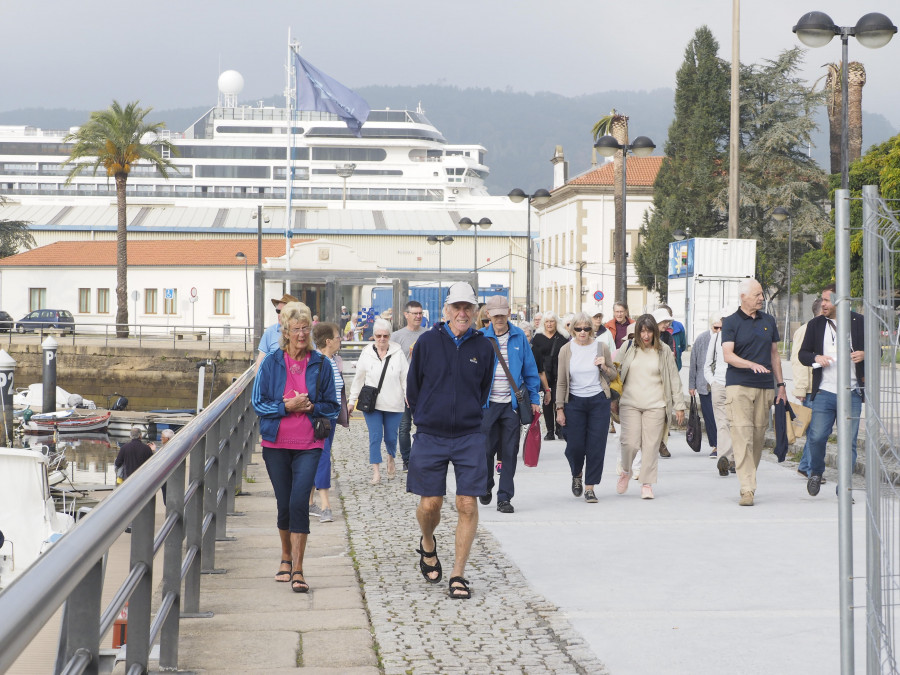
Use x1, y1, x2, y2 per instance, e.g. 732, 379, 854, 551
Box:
332, 420, 608, 675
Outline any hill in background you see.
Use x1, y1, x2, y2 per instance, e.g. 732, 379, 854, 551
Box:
1, 86, 895, 195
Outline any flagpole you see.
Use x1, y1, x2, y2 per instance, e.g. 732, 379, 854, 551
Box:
284, 29, 294, 275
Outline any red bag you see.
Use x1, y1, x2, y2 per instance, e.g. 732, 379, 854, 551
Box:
523, 416, 542, 467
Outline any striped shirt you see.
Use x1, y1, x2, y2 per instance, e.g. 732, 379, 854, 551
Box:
489, 330, 512, 403
327, 355, 343, 399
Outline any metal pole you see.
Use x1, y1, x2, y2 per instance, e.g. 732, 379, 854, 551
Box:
0, 351, 15, 445
861, 184, 883, 673
243, 259, 250, 340
840, 32, 850, 190
619, 149, 628, 304
835, 187, 854, 674
256, 205, 263, 343
728, 0, 740, 238
783, 217, 792, 354
42, 336, 58, 413
526, 198, 532, 322
473, 225, 478, 293
438, 243, 443, 304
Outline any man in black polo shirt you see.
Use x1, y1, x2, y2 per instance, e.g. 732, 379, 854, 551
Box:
721, 279, 787, 506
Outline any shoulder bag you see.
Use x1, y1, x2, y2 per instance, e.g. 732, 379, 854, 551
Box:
310, 358, 332, 440
356, 350, 392, 413
490, 338, 533, 425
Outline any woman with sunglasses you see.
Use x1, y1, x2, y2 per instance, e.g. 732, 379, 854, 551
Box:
688, 313, 720, 457
348, 318, 409, 484
554, 312, 617, 503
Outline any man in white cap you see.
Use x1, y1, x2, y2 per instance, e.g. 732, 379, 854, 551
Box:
478, 295, 541, 513
255, 293, 299, 368
406, 282, 494, 600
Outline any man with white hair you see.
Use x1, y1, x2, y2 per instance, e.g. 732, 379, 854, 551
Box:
721, 279, 786, 506
114, 426, 154, 482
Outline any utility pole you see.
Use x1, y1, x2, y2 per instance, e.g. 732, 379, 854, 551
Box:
728, 0, 740, 239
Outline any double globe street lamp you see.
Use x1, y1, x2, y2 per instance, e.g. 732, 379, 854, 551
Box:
507, 188, 550, 321
458, 217, 492, 290
593, 135, 656, 306
426, 234, 454, 304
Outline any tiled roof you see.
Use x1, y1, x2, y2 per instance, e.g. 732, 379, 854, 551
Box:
567, 156, 664, 187
0, 239, 301, 267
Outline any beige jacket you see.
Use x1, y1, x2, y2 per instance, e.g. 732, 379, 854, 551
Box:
618, 343, 686, 417
555, 340, 616, 407
790, 323, 812, 402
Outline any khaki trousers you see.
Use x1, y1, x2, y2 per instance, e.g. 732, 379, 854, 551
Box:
725, 385, 771, 495
619, 405, 667, 485
710, 382, 733, 461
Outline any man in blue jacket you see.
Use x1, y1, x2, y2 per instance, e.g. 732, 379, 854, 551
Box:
479, 295, 541, 514
406, 282, 494, 600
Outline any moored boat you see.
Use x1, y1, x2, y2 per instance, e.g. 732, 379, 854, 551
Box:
25, 411, 111, 435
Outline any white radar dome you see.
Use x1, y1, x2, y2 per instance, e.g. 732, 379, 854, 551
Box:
217, 70, 244, 96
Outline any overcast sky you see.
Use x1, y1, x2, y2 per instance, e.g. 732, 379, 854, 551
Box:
2, 0, 898, 127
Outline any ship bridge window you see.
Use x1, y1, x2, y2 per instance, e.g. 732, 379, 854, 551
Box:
274, 167, 309, 180
409, 149, 442, 162
311, 148, 386, 162
173, 145, 286, 160
306, 127, 446, 143
312, 169, 402, 176
215, 125, 305, 135
290, 148, 311, 160
0, 142, 72, 156
196, 165, 271, 179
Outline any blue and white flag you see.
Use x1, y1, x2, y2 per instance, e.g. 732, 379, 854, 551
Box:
294, 53, 370, 136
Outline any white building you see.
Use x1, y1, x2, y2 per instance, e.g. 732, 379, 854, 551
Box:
535, 150, 662, 318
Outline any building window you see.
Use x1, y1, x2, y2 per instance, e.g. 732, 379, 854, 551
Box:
164, 289, 178, 315
145, 289, 158, 314
97, 288, 110, 314
214, 289, 230, 316
29, 288, 46, 312
78, 288, 91, 313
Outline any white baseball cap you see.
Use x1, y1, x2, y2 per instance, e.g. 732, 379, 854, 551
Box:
444, 281, 478, 306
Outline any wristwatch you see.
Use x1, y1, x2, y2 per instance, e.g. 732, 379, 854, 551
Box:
776, 382, 785, 388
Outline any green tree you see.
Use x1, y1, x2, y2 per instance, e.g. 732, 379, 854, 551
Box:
63, 101, 177, 337
633, 26, 730, 299
0, 197, 35, 257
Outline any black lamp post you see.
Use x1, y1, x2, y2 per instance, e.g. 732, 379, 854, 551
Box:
508, 188, 551, 321
593, 135, 656, 306
235, 251, 250, 341
426, 235, 454, 303
458, 217, 492, 292
251, 206, 270, 342
793, 12, 896, 189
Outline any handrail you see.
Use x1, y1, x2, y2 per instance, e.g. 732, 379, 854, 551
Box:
3, 322, 256, 351
0, 367, 257, 674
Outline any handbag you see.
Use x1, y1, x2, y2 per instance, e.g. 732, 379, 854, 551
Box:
523, 416, 542, 467
310, 358, 332, 441
489, 338, 533, 425
115, 463, 126, 484
790, 402, 812, 440
356, 351, 392, 414
686, 395, 702, 452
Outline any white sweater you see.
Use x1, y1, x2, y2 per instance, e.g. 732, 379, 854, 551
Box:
349, 341, 409, 412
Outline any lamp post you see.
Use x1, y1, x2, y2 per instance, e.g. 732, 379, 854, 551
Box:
426, 235, 454, 304
508, 188, 551, 322
235, 251, 250, 341
772, 207, 792, 354
594, 135, 656, 306
251, 206, 270, 342
458, 217, 492, 294
336, 163, 356, 209
793, 12, 896, 189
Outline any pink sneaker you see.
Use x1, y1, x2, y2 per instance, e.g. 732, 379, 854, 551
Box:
616, 470, 630, 494
641, 484, 654, 500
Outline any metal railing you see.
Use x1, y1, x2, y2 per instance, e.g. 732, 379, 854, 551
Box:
861, 185, 900, 674
1, 322, 257, 351
0, 367, 257, 674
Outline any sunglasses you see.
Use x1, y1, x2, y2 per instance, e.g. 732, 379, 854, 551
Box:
275, 308, 281, 314
713, 326, 722, 331
572, 326, 591, 333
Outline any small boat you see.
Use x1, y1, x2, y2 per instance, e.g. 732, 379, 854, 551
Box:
25, 411, 111, 435
0, 447, 76, 589
13, 383, 96, 412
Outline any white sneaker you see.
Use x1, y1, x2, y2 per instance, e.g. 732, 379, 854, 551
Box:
308, 504, 324, 517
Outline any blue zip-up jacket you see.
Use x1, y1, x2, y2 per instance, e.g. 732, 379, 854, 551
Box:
252, 349, 339, 443
480, 322, 541, 409
406, 322, 494, 438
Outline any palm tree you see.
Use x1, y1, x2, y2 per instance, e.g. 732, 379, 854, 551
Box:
823, 61, 866, 175
63, 101, 177, 337
592, 109, 629, 302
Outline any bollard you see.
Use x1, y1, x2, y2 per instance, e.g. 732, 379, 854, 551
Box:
112, 602, 128, 649
41, 336, 58, 413
0, 350, 15, 444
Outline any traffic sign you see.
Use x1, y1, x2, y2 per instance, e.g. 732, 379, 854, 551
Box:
593, 290, 604, 302
164, 288, 174, 300
190, 287, 198, 298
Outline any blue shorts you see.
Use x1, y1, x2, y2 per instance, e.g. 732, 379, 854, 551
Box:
406, 431, 488, 497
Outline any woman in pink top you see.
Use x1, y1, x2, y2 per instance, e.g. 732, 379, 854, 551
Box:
252, 302, 338, 593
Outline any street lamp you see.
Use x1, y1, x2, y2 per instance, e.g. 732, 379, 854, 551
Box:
235, 251, 251, 342
772, 207, 792, 354
336, 163, 356, 209
251, 206, 270, 342
458, 217, 492, 293
673, 229, 687, 241
594, 134, 656, 306
426, 235, 454, 304
793, 11, 896, 189
508, 188, 551, 322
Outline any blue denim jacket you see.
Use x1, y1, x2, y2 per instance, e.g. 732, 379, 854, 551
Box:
480, 322, 542, 409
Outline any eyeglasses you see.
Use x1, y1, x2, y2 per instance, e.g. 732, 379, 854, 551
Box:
406, 311, 423, 316
481, 319, 490, 325
572, 326, 591, 333
374, 334, 390, 339
288, 326, 310, 335
712, 326, 722, 331
275, 308, 281, 314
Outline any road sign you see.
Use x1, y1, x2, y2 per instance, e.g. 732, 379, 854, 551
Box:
130, 290, 139, 302
593, 290, 604, 302
190, 287, 198, 298
164, 288, 174, 300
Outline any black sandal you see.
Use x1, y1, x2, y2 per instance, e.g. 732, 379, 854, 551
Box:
415, 536, 442, 584
448, 576, 471, 600
291, 570, 309, 593
275, 559, 292, 582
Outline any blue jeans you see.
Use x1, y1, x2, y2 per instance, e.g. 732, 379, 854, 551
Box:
315, 420, 337, 490
798, 394, 813, 475
263, 447, 322, 533
806, 389, 862, 477
364, 410, 403, 464
482, 401, 522, 503
398, 404, 413, 464
698, 392, 717, 448
563, 392, 611, 485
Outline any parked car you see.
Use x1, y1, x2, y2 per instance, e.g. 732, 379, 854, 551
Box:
15, 309, 75, 334
0, 311, 12, 332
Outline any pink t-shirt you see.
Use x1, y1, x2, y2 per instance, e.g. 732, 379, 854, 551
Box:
261, 352, 324, 450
